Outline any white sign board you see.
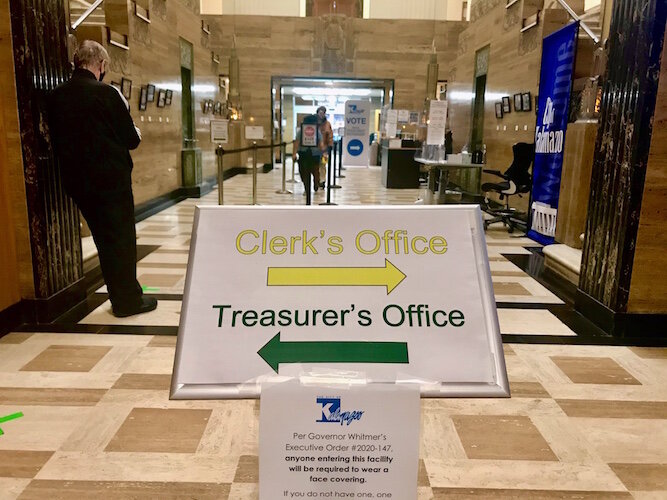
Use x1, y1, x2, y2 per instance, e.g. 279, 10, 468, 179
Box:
260, 382, 419, 500
426, 100, 447, 145
300, 123, 319, 147
171, 206, 508, 399
385, 109, 398, 138
210, 119, 229, 143
397, 109, 410, 123
343, 100, 370, 166
245, 125, 265, 140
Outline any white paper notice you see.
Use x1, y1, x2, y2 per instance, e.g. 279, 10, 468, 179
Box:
426, 100, 447, 146
245, 125, 265, 140
397, 109, 410, 123
385, 109, 398, 138
260, 381, 420, 500
210, 119, 229, 143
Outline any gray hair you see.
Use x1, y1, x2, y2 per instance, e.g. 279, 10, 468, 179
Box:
73, 40, 109, 69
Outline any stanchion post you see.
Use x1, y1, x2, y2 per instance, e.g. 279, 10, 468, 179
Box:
275, 141, 292, 194
287, 143, 296, 183
252, 141, 258, 205
216, 145, 224, 205
319, 148, 337, 206
330, 143, 342, 189
337, 140, 345, 179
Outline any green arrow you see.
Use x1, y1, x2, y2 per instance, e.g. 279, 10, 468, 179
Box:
0, 412, 23, 436
257, 333, 409, 373
142, 286, 160, 292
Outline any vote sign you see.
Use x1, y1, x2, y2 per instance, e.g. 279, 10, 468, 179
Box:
343, 100, 370, 166
171, 206, 509, 399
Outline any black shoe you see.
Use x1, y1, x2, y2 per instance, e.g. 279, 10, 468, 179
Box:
112, 296, 158, 318
320, 182, 326, 189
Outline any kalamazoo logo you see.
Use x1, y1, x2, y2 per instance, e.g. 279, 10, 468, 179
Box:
535, 96, 563, 154
316, 397, 364, 426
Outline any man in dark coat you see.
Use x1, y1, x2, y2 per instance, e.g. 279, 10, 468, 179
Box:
48, 40, 157, 317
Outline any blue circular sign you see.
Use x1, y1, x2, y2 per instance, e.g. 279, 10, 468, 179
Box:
347, 139, 364, 157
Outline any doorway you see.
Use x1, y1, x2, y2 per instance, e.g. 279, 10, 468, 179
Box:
181, 66, 194, 147
471, 46, 490, 154
270, 76, 394, 157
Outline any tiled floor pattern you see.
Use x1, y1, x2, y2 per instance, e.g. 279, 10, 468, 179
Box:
0, 332, 665, 498
5, 163, 660, 498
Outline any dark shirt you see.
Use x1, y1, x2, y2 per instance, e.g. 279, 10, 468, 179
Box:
48, 68, 141, 197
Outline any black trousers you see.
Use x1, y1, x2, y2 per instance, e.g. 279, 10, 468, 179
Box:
298, 150, 321, 205
75, 188, 143, 309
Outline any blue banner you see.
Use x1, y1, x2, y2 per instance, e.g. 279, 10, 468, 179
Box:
527, 22, 579, 245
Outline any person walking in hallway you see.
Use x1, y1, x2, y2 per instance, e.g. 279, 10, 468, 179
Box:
294, 113, 323, 205
317, 105, 334, 189
48, 40, 157, 317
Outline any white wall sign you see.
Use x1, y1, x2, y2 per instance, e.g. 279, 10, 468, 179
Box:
426, 100, 447, 145
210, 119, 229, 143
343, 100, 370, 166
245, 125, 265, 140
260, 381, 420, 500
171, 206, 509, 399
397, 109, 410, 123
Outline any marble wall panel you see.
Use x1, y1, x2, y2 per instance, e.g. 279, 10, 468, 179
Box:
580, 0, 667, 313
627, 22, 667, 313
98, 0, 226, 205
0, 0, 27, 308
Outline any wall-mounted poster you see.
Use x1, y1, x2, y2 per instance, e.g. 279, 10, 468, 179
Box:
522, 92, 532, 112
409, 111, 420, 124
157, 89, 166, 108
502, 96, 511, 113
121, 78, 132, 99
495, 102, 503, 119
165, 90, 173, 105
139, 86, 148, 111
514, 93, 523, 112
146, 84, 156, 102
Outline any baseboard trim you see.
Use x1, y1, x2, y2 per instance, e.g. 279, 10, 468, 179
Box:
575, 289, 667, 338
0, 278, 88, 336
0, 301, 25, 336
134, 168, 249, 222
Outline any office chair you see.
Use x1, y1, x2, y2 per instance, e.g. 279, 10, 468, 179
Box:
481, 142, 535, 233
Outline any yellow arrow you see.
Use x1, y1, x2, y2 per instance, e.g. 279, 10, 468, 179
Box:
267, 258, 406, 294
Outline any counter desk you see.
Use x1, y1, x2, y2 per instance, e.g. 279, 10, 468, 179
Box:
415, 158, 484, 204
380, 145, 421, 188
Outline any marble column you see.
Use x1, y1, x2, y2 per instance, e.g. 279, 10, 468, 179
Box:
577, 0, 667, 334
9, 0, 83, 309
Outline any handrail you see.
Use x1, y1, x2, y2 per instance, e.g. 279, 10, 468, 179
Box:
71, 0, 105, 31
553, 0, 600, 44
